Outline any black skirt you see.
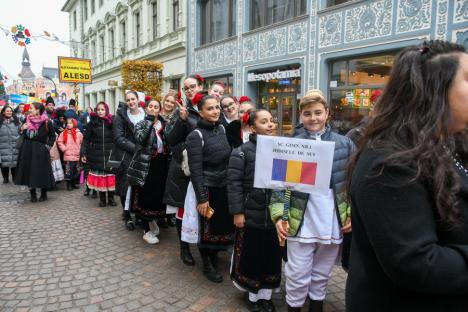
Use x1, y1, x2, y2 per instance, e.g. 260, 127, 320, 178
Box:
230, 227, 282, 293
199, 186, 235, 249
15, 139, 55, 189
131, 154, 169, 219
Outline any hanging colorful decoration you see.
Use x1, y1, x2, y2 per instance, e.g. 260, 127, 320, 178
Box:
11, 24, 31, 47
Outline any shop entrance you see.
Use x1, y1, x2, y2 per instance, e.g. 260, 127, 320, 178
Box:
260, 93, 297, 136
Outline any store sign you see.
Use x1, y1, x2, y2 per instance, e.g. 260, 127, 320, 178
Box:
58, 57, 92, 84
248, 69, 301, 82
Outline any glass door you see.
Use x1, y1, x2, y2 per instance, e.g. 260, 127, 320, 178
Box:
260, 93, 297, 136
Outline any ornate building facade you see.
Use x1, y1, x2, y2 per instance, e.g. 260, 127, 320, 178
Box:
62, 0, 186, 112
187, 0, 468, 135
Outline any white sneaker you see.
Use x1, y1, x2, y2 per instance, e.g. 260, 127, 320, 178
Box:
143, 231, 159, 244
149, 220, 160, 236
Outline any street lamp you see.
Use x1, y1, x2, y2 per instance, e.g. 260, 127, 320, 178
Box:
43, 76, 57, 97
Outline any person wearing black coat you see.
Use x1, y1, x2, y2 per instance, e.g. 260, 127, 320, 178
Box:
113, 92, 145, 229
81, 102, 116, 207
127, 101, 169, 245
228, 110, 282, 312
186, 95, 234, 283
164, 76, 204, 266
15, 102, 56, 202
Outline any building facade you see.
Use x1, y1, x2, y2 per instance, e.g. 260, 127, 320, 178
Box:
62, 0, 186, 112
187, 0, 468, 135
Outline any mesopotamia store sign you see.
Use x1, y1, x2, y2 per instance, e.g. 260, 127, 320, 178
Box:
248, 68, 301, 82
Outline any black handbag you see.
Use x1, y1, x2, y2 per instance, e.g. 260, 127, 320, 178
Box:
15, 135, 24, 150
105, 149, 124, 174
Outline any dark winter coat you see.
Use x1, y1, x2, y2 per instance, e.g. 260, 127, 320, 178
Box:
0, 117, 20, 168
225, 119, 243, 148
228, 135, 273, 229
163, 104, 200, 207
81, 116, 114, 171
15, 120, 56, 188
186, 119, 231, 204
346, 148, 468, 312
127, 115, 166, 187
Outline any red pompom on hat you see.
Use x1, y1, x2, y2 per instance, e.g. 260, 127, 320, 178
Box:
192, 92, 204, 106
239, 96, 252, 104
194, 74, 205, 84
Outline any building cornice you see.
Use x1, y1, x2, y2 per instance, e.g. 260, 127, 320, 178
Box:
61, 0, 78, 12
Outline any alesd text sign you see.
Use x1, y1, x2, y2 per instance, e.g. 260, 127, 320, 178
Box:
58, 57, 92, 84
247, 68, 301, 83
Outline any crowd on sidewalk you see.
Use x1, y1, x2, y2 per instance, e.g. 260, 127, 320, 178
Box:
0, 40, 467, 312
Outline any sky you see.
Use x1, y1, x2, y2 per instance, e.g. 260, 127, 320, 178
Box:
0, 0, 70, 86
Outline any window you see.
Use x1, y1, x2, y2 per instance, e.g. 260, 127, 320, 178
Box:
109, 29, 115, 59
326, 0, 352, 7
73, 11, 77, 30
99, 34, 105, 62
121, 21, 127, 51
152, 2, 158, 40
91, 41, 96, 60
328, 53, 397, 134
134, 12, 141, 47
172, 0, 179, 30
91, 0, 95, 14
170, 78, 180, 91
205, 75, 234, 95
99, 0, 103, 7
200, 0, 236, 45
250, 0, 306, 30
84, 0, 88, 20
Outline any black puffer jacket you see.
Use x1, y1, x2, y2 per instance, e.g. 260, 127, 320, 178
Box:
163, 103, 200, 207
81, 116, 114, 171
227, 135, 274, 229
186, 119, 231, 203
113, 103, 144, 166
127, 115, 166, 186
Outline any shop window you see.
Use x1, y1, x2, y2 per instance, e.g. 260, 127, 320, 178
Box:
170, 78, 181, 92
328, 53, 397, 134
205, 75, 234, 95
200, 0, 236, 45
250, 0, 306, 30
326, 0, 353, 7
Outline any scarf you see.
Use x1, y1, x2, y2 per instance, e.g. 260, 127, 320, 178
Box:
90, 112, 113, 125
152, 119, 165, 154
26, 111, 49, 131
63, 119, 78, 144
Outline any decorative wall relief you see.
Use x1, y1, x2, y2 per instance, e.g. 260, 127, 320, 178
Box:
243, 35, 258, 62
194, 50, 205, 72
454, 0, 468, 23
455, 29, 468, 50
396, 0, 432, 33
223, 40, 237, 66
288, 21, 308, 54
319, 13, 342, 48
308, 0, 318, 89
435, 0, 449, 40
258, 27, 287, 59
344, 0, 392, 43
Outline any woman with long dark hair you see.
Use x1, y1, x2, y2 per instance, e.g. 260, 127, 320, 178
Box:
15, 102, 56, 202
346, 40, 468, 311
0, 106, 20, 183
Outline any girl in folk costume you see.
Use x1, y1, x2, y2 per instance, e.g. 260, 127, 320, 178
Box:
228, 110, 282, 312
127, 99, 169, 244
81, 102, 117, 207
225, 96, 255, 148
270, 92, 355, 312
113, 91, 146, 229
57, 118, 83, 191
15, 102, 56, 202
0, 106, 20, 184
185, 94, 235, 283
164, 75, 204, 266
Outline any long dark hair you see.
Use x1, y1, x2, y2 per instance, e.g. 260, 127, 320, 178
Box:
347, 40, 467, 226
0, 105, 20, 127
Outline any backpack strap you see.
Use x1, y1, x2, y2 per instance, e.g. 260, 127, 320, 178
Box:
193, 129, 204, 147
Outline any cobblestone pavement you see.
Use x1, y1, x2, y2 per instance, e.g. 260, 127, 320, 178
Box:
0, 182, 347, 312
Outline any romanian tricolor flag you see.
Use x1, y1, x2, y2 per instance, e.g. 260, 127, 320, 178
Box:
271, 159, 317, 185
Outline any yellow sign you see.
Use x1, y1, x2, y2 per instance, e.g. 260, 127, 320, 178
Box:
58, 57, 92, 84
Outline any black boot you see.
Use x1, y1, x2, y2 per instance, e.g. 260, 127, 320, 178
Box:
30, 189, 37, 203
308, 300, 323, 312
199, 248, 223, 283
91, 190, 97, 199
209, 250, 219, 270
38, 189, 47, 202
167, 214, 176, 227
72, 181, 79, 189
83, 186, 90, 196
157, 218, 168, 228
176, 219, 195, 266
3, 178, 8, 184
99, 192, 107, 207
66, 181, 73, 191
259, 299, 276, 312
107, 191, 117, 206
288, 305, 302, 312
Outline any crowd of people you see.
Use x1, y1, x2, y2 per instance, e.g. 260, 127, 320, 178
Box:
0, 40, 467, 312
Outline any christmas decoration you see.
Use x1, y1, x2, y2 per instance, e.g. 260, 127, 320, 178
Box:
121, 60, 163, 101
11, 24, 31, 47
